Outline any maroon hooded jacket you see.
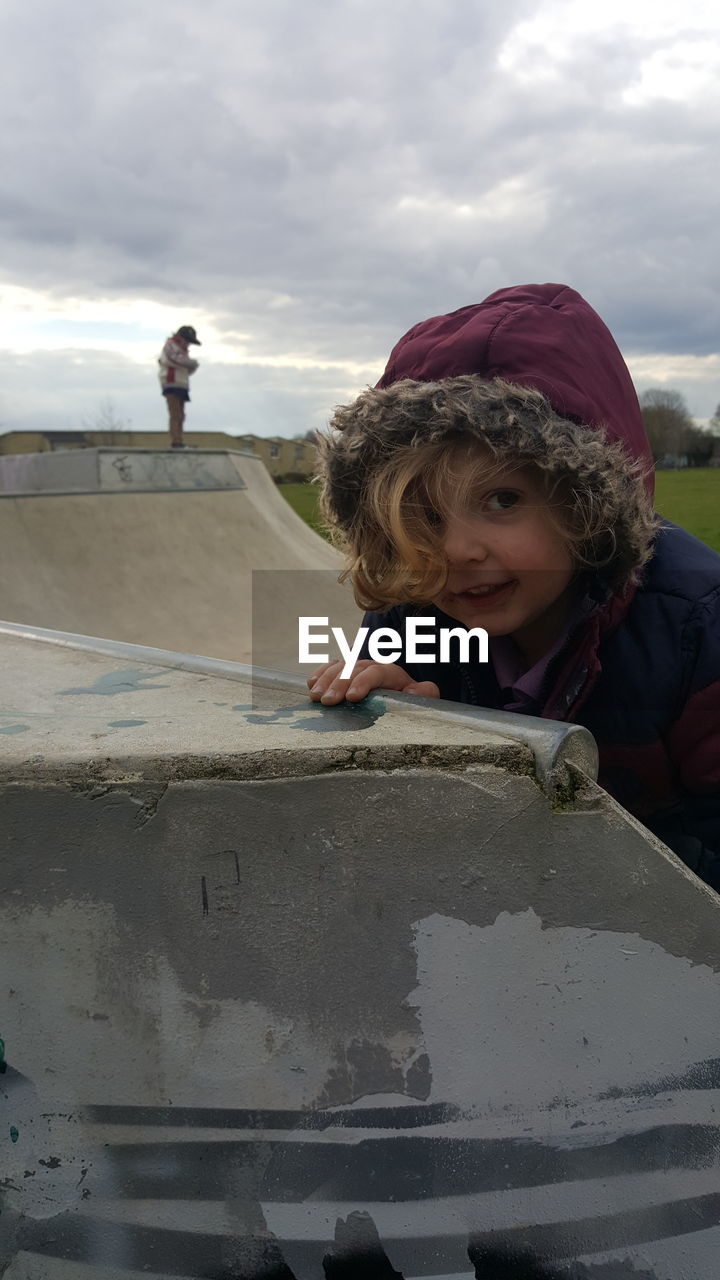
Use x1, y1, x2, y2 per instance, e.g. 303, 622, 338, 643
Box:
361, 284, 720, 889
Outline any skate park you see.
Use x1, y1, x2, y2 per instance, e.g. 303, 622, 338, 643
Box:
2, 448, 720, 1279
0, 447, 360, 669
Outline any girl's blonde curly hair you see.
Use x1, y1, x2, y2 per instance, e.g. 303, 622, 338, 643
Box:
316, 376, 658, 612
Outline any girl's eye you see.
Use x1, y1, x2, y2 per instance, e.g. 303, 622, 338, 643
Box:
485, 489, 520, 512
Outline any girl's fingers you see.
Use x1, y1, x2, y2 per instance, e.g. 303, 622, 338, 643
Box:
307, 659, 374, 701
344, 664, 416, 701
344, 673, 442, 702
308, 664, 441, 705
404, 681, 441, 698
306, 661, 341, 688
307, 664, 345, 700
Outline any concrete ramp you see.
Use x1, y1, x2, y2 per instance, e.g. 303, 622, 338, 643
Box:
0, 448, 360, 667
2, 623, 720, 1279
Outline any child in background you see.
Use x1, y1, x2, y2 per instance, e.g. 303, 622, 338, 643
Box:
309, 283, 720, 890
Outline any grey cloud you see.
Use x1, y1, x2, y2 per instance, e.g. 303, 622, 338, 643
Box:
0, 0, 719, 427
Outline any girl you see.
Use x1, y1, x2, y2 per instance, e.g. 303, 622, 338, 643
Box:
309, 283, 720, 890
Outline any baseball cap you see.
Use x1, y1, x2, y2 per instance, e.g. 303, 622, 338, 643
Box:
177, 325, 201, 345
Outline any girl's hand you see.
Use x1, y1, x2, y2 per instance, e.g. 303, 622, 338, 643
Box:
307, 659, 440, 704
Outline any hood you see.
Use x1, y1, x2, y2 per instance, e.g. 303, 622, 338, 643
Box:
377, 283, 653, 494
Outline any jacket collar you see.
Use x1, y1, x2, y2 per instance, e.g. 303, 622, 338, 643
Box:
541, 574, 638, 721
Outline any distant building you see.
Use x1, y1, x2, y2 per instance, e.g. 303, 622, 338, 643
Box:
234, 434, 315, 480
0, 430, 317, 481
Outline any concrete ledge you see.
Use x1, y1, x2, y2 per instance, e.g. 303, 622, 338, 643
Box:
0, 620, 598, 795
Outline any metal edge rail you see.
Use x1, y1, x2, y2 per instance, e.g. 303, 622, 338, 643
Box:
89, 448, 261, 457
0, 486, 248, 498
0, 620, 599, 791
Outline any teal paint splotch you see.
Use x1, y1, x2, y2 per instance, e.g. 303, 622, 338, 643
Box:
10, 1126, 19, 1143
59, 670, 170, 697
244, 699, 383, 733
0, 724, 30, 735
231, 704, 255, 712
108, 720, 147, 728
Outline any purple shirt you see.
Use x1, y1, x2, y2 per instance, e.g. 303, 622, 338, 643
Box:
489, 607, 582, 714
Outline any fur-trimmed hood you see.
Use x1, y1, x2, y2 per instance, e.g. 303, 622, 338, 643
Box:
377, 282, 653, 493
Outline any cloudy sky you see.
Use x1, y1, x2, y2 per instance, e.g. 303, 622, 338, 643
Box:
1, 0, 719, 439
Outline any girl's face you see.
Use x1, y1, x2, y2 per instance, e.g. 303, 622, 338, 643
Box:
429, 458, 575, 666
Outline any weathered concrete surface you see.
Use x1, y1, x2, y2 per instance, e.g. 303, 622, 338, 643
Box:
0, 449, 359, 667
2, 628, 720, 1280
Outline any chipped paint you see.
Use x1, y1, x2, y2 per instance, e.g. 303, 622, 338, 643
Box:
243, 697, 384, 733
58, 668, 171, 697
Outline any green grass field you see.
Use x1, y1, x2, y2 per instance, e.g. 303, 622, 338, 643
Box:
653, 469, 720, 553
280, 469, 720, 554
278, 483, 330, 539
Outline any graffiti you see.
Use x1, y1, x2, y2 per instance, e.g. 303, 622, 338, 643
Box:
4, 1078, 720, 1278
100, 451, 249, 493
111, 456, 133, 484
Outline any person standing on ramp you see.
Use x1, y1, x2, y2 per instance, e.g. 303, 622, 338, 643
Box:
158, 325, 201, 448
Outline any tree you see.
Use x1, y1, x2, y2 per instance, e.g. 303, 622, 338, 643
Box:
81, 397, 132, 443
685, 426, 715, 466
639, 388, 696, 461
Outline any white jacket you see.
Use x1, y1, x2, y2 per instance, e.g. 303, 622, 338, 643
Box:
158, 335, 199, 391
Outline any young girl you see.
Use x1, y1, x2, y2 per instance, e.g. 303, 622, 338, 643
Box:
309, 283, 720, 891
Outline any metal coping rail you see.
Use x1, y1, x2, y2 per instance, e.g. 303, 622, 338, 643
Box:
0, 486, 248, 498
0, 620, 599, 790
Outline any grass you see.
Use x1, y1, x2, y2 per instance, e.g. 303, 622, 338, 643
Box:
653, 469, 720, 553
278, 482, 329, 539
280, 469, 720, 555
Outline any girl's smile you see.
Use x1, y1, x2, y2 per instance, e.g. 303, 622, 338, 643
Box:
447, 579, 517, 605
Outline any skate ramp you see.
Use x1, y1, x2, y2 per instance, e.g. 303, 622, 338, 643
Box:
0, 448, 360, 667
2, 622, 720, 1279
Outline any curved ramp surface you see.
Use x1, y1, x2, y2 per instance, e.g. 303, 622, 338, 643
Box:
0, 448, 359, 666
2, 626, 720, 1280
